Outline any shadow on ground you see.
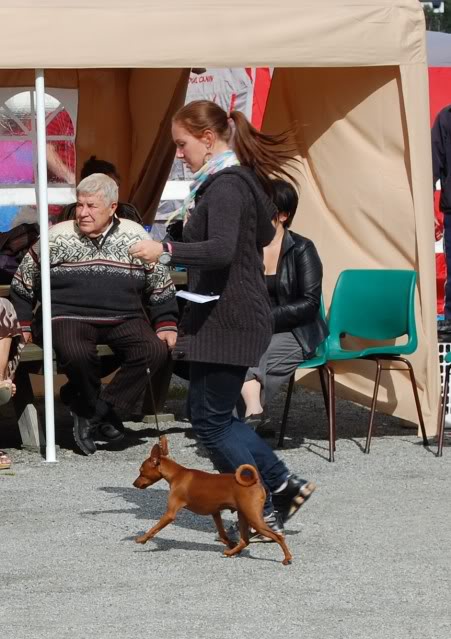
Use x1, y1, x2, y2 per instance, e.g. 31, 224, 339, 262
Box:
0, 377, 443, 458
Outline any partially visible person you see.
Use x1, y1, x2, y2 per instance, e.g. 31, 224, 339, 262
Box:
129, 100, 316, 539
11, 174, 177, 456
240, 179, 328, 431
432, 104, 451, 324
80, 155, 120, 184
46, 144, 75, 185
46, 108, 76, 185
0, 298, 24, 404
0, 298, 25, 469
0, 219, 40, 285
60, 156, 143, 225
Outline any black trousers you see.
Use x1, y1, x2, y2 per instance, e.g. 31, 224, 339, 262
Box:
51, 318, 168, 417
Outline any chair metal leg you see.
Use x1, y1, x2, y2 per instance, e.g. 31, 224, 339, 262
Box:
397, 357, 429, 447
318, 366, 329, 418
365, 359, 383, 454
329, 366, 337, 452
278, 373, 295, 448
437, 364, 450, 457
324, 365, 336, 462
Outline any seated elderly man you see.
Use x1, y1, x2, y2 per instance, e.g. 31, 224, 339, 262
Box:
10, 174, 178, 455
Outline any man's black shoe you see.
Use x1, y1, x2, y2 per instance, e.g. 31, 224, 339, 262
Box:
72, 413, 97, 456
96, 421, 125, 443
90, 415, 124, 443
272, 475, 316, 523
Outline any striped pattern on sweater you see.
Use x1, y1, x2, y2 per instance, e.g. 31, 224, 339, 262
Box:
11, 218, 177, 331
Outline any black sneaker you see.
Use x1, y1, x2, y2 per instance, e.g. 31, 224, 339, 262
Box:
249, 510, 284, 544
216, 511, 284, 545
218, 522, 239, 545
272, 475, 316, 523
72, 413, 97, 456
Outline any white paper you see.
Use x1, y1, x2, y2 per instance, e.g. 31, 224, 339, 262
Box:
176, 290, 220, 304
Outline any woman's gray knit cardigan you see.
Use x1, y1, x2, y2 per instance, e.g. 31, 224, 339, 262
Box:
171, 166, 276, 368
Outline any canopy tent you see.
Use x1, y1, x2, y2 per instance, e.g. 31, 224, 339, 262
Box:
0, 0, 438, 461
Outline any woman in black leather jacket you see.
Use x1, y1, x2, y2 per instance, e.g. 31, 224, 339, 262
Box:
241, 179, 328, 429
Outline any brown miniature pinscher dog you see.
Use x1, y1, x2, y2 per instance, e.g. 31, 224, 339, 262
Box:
133, 436, 293, 565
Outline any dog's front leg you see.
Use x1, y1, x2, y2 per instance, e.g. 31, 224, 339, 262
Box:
135, 501, 182, 544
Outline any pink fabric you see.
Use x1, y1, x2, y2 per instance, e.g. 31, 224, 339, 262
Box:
0, 140, 34, 184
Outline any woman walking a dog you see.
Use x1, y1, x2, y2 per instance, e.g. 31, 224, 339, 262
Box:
130, 100, 315, 538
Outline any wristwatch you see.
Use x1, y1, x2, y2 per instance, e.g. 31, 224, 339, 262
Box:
158, 243, 172, 266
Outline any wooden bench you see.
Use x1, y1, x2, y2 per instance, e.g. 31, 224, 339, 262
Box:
2, 275, 188, 451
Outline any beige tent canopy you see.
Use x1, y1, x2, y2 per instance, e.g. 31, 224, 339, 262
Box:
0, 0, 439, 438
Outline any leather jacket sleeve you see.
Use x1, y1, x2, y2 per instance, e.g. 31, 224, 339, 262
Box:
272, 241, 323, 333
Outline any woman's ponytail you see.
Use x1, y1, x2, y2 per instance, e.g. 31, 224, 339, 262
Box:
229, 110, 298, 193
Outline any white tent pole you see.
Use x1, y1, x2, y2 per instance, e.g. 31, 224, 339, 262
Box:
35, 69, 56, 463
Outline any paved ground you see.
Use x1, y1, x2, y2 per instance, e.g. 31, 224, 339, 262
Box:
1, 381, 450, 639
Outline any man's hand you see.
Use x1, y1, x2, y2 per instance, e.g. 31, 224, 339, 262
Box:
22, 332, 32, 344
129, 240, 163, 263
157, 331, 177, 350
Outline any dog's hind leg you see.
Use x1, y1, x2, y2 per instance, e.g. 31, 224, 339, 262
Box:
212, 512, 234, 548
247, 517, 293, 565
223, 512, 249, 558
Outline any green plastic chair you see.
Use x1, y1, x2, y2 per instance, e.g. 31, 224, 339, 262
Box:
437, 351, 451, 457
278, 299, 336, 462
327, 269, 429, 453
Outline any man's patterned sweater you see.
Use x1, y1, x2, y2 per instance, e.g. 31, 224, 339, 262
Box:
10, 218, 178, 333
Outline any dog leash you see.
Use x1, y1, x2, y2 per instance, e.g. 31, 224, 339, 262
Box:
144, 364, 161, 438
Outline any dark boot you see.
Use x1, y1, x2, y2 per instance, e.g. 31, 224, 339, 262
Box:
72, 413, 97, 456
91, 399, 124, 443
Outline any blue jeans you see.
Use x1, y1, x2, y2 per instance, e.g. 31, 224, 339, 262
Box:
189, 362, 289, 515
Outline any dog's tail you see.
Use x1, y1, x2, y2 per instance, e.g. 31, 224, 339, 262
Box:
235, 464, 259, 487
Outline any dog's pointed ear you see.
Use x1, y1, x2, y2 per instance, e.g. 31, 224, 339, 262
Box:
149, 443, 161, 464
159, 435, 169, 457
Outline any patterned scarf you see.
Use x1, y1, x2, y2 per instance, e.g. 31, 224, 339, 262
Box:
167, 149, 240, 224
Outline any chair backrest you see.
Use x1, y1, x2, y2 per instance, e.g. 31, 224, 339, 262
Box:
327, 269, 418, 354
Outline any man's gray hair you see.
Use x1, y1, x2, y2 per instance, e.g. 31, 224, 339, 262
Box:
76, 173, 118, 205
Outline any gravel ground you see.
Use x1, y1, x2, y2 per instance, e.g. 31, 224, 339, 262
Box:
1, 380, 450, 639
